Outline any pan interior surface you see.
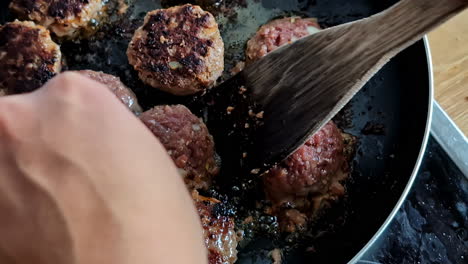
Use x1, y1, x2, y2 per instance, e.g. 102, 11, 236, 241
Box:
0, 0, 431, 263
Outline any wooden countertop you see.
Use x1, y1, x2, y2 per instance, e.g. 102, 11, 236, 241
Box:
428, 10, 468, 136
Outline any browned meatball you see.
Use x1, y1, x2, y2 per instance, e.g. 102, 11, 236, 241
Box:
75, 70, 142, 114
127, 4, 224, 95
0, 20, 61, 94
9, 0, 105, 39
246, 17, 321, 64
263, 122, 355, 232
162, 0, 241, 18
140, 105, 219, 190
192, 191, 238, 264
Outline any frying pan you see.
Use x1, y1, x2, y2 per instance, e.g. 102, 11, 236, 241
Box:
0, 0, 432, 263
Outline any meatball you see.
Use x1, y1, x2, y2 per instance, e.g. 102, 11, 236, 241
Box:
127, 4, 224, 96
246, 16, 353, 232
263, 122, 355, 232
0, 20, 61, 94
264, 122, 352, 204
246, 17, 321, 63
192, 191, 238, 264
162, 0, 239, 17
140, 105, 219, 190
9, 0, 105, 39
75, 70, 142, 114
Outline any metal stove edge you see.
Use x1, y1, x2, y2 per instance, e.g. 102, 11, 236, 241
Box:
431, 101, 468, 178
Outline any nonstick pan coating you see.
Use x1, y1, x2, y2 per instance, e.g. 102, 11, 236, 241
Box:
0, 0, 432, 263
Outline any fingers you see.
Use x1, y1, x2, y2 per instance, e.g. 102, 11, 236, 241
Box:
0, 72, 121, 117
37, 72, 120, 107
0, 72, 117, 143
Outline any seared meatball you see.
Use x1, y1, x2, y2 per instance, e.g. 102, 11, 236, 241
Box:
0, 20, 61, 94
75, 70, 142, 114
140, 105, 219, 190
127, 4, 224, 95
193, 191, 238, 264
9, 0, 105, 39
263, 122, 355, 232
246, 17, 321, 64
162, 0, 238, 16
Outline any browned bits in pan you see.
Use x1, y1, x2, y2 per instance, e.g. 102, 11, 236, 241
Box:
226, 106, 235, 114
9, 0, 105, 39
0, 20, 61, 94
193, 191, 239, 264
238, 85, 247, 94
127, 4, 224, 96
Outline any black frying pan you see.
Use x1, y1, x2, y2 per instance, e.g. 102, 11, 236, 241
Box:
0, 0, 432, 263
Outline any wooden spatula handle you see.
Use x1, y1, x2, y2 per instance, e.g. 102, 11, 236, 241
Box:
240, 0, 468, 168
365, 0, 468, 56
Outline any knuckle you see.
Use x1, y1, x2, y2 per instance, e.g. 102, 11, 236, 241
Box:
0, 99, 29, 141
46, 72, 85, 98
44, 72, 109, 106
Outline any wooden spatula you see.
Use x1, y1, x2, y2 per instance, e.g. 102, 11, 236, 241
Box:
202, 0, 468, 172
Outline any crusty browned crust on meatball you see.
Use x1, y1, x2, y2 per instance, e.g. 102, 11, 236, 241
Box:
127, 4, 224, 96
0, 20, 61, 94
246, 17, 321, 64
192, 191, 238, 264
263, 122, 355, 232
75, 70, 142, 114
140, 105, 219, 190
9, 0, 104, 39
162, 0, 243, 17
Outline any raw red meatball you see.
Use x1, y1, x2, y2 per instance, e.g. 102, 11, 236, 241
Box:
193, 191, 239, 264
140, 105, 219, 190
76, 70, 142, 114
246, 17, 321, 63
264, 122, 348, 204
263, 122, 355, 232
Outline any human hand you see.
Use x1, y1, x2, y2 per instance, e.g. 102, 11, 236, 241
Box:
0, 72, 207, 264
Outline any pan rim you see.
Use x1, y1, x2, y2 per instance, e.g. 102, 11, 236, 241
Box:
348, 36, 434, 264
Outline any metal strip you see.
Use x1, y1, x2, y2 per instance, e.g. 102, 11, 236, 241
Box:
431, 101, 468, 178
349, 36, 434, 263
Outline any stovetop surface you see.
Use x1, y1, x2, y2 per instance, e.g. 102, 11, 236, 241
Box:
358, 136, 468, 264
